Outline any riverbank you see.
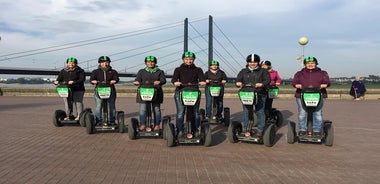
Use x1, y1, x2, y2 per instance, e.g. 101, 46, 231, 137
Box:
1, 85, 379, 100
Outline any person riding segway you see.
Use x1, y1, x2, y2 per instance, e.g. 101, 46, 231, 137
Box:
200, 60, 230, 126
128, 55, 170, 139
86, 56, 124, 134
287, 56, 333, 146
166, 51, 212, 147
53, 57, 90, 127
260, 60, 283, 128
227, 53, 276, 147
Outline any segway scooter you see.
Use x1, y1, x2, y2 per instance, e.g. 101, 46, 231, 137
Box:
166, 84, 212, 147
287, 87, 334, 146
227, 84, 276, 147
265, 85, 283, 128
128, 82, 170, 140
86, 83, 125, 134
200, 80, 230, 126
52, 83, 91, 127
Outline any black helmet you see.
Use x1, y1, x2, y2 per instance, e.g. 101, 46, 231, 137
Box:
260, 60, 271, 66
182, 51, 196, 60
98, 55, 111, 63
66, 57, 78, 64
303, 56, 318, 65
209, 60, 219, 66
246, 54, 260, 63
144, 55, 157, 63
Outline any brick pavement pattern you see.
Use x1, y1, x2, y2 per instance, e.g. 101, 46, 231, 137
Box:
0, 96, 379, 184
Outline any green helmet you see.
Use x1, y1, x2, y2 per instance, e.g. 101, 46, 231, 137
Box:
303, 56, 318, 65
182, 51, 196, 59
209, 60, 219, 66
144, 55, 157, 63
66, 57, 78, 64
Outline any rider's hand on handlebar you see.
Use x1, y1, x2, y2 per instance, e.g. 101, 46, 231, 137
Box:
110, 80, 117, 84
221, 80, 227, 84
320, 84, 328, 89
174, 82, 181, 87
133, 81, 140, 86
154, 81, 160, 86
255, 83, 263, 88
199, 81, 206, 86
68, 81, 74, 85
236, 82, 242, 87
295, 84, 302, 89
53, 81, 59, 85
91, 80, 98, 84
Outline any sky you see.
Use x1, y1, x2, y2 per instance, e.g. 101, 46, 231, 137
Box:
0, 0, 379, 79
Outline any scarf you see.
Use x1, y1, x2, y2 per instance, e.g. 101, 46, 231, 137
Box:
210, 69, 218, 74
64, 66, 76, 72
145, 66, 160, 73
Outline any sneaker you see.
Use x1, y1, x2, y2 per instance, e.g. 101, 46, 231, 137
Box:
75, 116, 80, 121
355, 98, 361, 101
154, 125, 160, 131
313, 132, 321, 136
177, 131, 184, 139
299, 131, 307, 136
64, 116, 71, 120
255, 131, 263, 137
139, 125, 146, 131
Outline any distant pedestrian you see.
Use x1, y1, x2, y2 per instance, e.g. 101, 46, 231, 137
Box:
350, 76, 366, 100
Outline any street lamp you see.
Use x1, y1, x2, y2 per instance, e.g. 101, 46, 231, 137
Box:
297, 36, 309, 67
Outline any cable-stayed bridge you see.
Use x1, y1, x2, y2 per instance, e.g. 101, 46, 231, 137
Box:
0, 16, 245, 80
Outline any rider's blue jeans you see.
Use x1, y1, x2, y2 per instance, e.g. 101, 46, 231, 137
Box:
242, 94, 266, 132
205, 87, 224, 118
94, 91, 117, 123
139, 102, 161, 126
174, 90, 201, 133
296, 98, 324, 132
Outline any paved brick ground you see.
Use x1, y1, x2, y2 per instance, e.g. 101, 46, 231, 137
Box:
0, 96, 379, 184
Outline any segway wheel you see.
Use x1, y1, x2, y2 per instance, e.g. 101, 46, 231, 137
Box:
53, 110, 66, 127
166, 123, 175, 147
79, 108, 92, 127
79, 111, 87, 127
162, 116, 171, 140
223, 107, 230, 127
128, 118, 138, 140
203, 124, 212, 147
227, 121, 241, 143
273, 110, 283, 128
199, 108, 206, 121
85, 112, 95, 134
117, 111, 125, 133
263, 124, 276, 147
324, 121, 334, 146
287, 121, 296, 144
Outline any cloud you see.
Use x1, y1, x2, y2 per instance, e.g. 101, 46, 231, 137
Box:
1, 0, 380, 78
